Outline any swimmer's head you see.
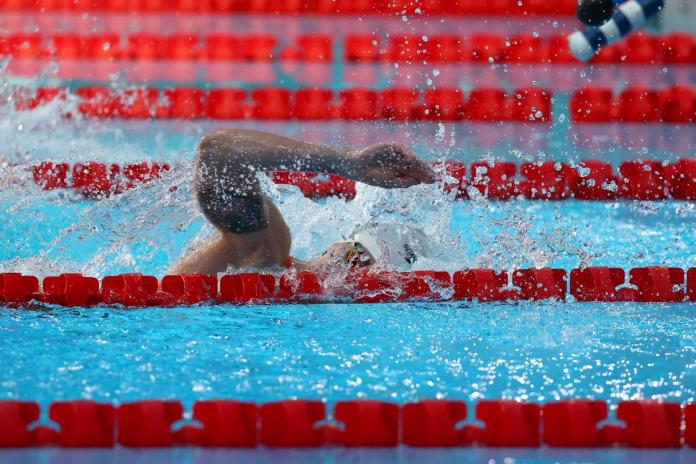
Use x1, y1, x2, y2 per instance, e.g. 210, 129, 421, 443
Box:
352, 223, 430, 271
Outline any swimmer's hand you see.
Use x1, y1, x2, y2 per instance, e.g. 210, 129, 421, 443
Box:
351, 143, 437, 188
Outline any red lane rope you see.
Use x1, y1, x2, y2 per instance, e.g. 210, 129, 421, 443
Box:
2, 32, 693, 64
1, 267, 695, 307
15, 86, 554, 122
1, 398, 694, 448
571, 86, 696, 123
31, 159, 696, 201
0, 0, 578, 16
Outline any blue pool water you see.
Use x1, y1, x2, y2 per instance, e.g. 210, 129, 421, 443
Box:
1, 11, 695, 463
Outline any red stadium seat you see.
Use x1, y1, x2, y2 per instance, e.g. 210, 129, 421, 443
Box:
0, 274, 39, 304
296, 35, 332, 62
85, 34, 122, 60
241, 34, 276, 61
504, 35, 542, 63
128, 34, 165, 60
379, 88, 419, 121
205, 34, 240, 61
340, 89, 378, 120
616, 88, 660, 123
661, 33, 696, 64
190, 400, 258, 447
628, 267, 685, 302
618, 160, 667, 199
345, 34, 383, 62
470, 34, 504, 63
252, 88, 291, 119
206, 88, 247, 119
161, 274, 218, 305
570, 267, 627, 301
49, 401, 115, 447
422, 88, 466, 120
510, 87, 551, 123
118, 401, 183, 447
402, 400, 467, 447
665, 158, 696, 200
388, 35, 429, 62
570, 87, 614, 123
475, 401, 541, 447
470, 161, 518, 199
165, 87, 206, 119
219, 273, 275, 302
101, 273, 159, 306
616, 401, 682, 448
520, 161, 576, 199
42, 274, 101, 307
467, 88, 508, 121
571, 160, 619, 200
452, 269, 517, 301
260, 400, 325, 447
543, 401, 608, 447
334, 400, 399, 447
0, 401, 40, 447
511, 269, 566, 300
293, 88, 333, 120
658, 86, 695, 123
164, 34, 199, 60
48, 34, 84, 59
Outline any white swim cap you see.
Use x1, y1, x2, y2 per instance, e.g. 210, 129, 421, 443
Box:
353, 223, 430, 271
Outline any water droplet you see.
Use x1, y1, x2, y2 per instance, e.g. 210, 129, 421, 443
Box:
488, 57, 494, 63
433, 68, 440, 77
558, 114, 566, 123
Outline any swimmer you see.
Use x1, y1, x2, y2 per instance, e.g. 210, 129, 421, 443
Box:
170, 129, 437, 275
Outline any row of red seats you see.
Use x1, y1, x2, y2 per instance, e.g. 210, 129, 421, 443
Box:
32, 158, 696, 201
0, 0, 578, 15
0, 399, 694, 448
571, 86, 696, 123
3, 32, 694, 64
1, 267, 695, 307
17, 86, 553, 122
347, 32, 696, 64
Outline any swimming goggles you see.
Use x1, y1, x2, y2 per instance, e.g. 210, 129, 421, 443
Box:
343, 242, 372, 267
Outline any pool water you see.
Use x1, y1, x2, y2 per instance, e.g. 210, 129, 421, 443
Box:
0, 8, 695, 464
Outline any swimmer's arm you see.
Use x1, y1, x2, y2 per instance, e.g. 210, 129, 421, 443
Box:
197, 129, 435, 188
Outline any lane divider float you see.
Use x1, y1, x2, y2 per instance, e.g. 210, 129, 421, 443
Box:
571, 86, 696, 123
1, 267, 695, 307
14, 86, 553, 123
0, 0, 579, 16
31, 158, 696, 201
2, 32, 693, 64
0, 398, 694, 448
